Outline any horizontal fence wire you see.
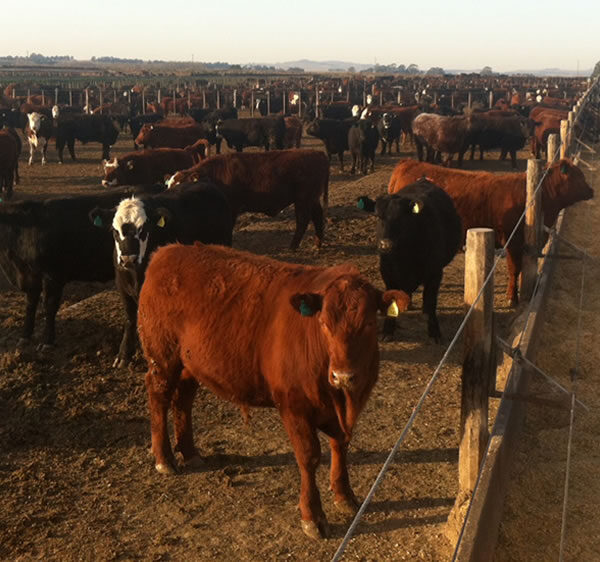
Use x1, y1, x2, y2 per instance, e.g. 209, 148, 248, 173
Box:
333, 77, 600, 562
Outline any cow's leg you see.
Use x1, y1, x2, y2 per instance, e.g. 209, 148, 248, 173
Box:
350, 152, 356, 175
329, 437, 359, 514
310, 200, 324, 248
290, 203, 311, 250
14, 160, 19, 185
380, 140, 386, 155
338, 151, 344, 172
145, 367, 178, 474
469, 144, 476, 160
172, 368, 201, 465
57, 138, 65, 164
41, 139, 48, 165
102, 143, 110, 160
506, 249, 520, 307
280, 411, 328, 539
415, 139, 424, 161
21, 286, 42, 343
28, 141, 35, 165
479, 146, 484, 161
114, 292, 138, 368
41, 277, 64, 348
510, 149, 517, 169
423, 272, 442, 343
67, 139, 76, 161
215, 138, 222, 154
499, 148, 507, 161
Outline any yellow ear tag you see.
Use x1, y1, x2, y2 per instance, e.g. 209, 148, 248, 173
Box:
386, 301, 399, 317
157, 216, 165, 227
412, 202, 420, 214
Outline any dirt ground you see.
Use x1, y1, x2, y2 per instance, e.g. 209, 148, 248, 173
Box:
0, 117, 590, 561
494, 146, 600, 562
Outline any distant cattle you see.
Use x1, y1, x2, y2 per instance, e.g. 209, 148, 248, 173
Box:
348, 119, 379, 174
358, 178, 462, 341
305, 118, 356, 171
215, 116, 285, 152
0, 129, 19, 199
411, 112, 473, 166
377, 112, 403, 155
25, 112, 54, 165
90, 182, 233, 367
135, 121, 208, 150
464, 111, 529, 168
0, 186, 162, 349
128, 114, 164, 149
101, 142, 207, 187
137, 241, 410, 538
167, 149, 329, 248
388, 158, 594, 305
55, 114, 120, 162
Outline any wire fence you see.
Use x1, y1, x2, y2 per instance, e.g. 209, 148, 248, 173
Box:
332, 75, 600, 562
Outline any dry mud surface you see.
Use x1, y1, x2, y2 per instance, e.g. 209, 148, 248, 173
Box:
0, 120, 594, 561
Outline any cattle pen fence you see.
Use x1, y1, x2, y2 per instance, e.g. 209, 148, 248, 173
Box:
331, 74, 600, 561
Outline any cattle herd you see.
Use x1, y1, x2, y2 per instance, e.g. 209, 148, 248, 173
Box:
0, 73, 598, 540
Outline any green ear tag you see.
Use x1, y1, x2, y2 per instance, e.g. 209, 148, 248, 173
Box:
157, 216, 166, 227
357, 198, 365, 210
560, 164, 568, 174
93, 215, 103, 227
386, 301, 399, 318
300, 300, 314, 317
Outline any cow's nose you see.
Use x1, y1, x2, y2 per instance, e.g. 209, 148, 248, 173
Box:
120, 254, 137, 266
378, 238, 393, 252
331, 371, 354, 389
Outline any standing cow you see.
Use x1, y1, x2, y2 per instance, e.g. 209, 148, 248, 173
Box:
357, 179, 462, 341
0, 129, 19, 199
348, 119, 379, 175
90, 182, 233, 367
388, 158, 594, 305
55, 114, 120, 162
137, 242, 410, 538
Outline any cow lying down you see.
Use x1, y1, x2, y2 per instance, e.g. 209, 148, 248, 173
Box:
138, 242, 410, 539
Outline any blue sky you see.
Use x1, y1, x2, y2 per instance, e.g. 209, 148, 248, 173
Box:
2, 0, 598, 71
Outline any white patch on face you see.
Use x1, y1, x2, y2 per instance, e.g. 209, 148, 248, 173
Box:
360, 107, 369, 120
351, 105, 360, 117
536, 95, 542, 103
366, 94, 373, 105
165, 174, 178, 189
112, 198, 149, 264
52, 105, 60, 119
291, 93, 299, 105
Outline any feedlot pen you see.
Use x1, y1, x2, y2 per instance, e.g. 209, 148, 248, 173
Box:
0, 123, 596, 561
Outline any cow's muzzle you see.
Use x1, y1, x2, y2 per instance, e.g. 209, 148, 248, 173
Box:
119, 254, 138, 268
330, 370, 355, 390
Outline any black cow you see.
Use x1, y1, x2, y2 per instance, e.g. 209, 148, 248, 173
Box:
0, 107, 23, 129
89, 181, 233, 367
0, 185, 163, 350
56, 114, 120, 162
357, 178, 462, 342
377, 113, 403, 155
187, 106, 238, 153
215, 116, 285, 152
305, 118, 356, 171
348, 119, 379, 175
128, 114, 164, 149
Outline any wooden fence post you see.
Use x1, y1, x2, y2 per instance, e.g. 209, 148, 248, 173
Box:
560, 119, 569, 159
488, 90, 494, 109
41, 90, 45, 105
379, 90, 383, 106
266, 91, 270, 115
202, 90, 206, 109
251, 90, 255, 116
547, 133, 559, 164
315, 85, 319, 118
467, 91, 472, 110
216, 89, 221, 110
69, 89, 73, 106
142, 89, 146, 115
85, 89, 90, 113
282, 90, 286, 115
55, 88, 59, 106
233, 89, 237, 108
521, 159, 544, 302
172, 88, 176, 115
460, 227, 495, 494
99, 89, 103, 113
298, 90, 302, 119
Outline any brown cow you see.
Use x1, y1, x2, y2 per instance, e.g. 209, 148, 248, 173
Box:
0, 129, 19, 199
388, 158, 594, 305
135, 122, 208, 149
283, 115, 302, 148
167, 149, 329, 249
528, 106, 569, 158
101, 142, 207, 187
137, 241, 410, 538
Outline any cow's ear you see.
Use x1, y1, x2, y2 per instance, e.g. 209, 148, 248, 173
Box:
377, 289, 411, 316
374, 195, 390, 218
126, 160, 134, 170
153, 207, 172, 228
290, 293, 323, 317
357, 195, 376, 212
89, 207, 114, 228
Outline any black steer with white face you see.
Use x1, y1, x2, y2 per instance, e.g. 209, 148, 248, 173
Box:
90, 180, 234, 367
358, 178, 462, 342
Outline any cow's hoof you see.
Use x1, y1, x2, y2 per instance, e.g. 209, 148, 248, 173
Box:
112, 356, 128, 369
380, 332, 395, 343
334, 496, 359, 515
37, 343, 54, 353
183, 454, 204, 469
301, 518, 329, 539
155, 462, 177, 475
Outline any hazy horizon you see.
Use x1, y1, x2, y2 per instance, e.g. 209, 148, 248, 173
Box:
2, 0, 598, 73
